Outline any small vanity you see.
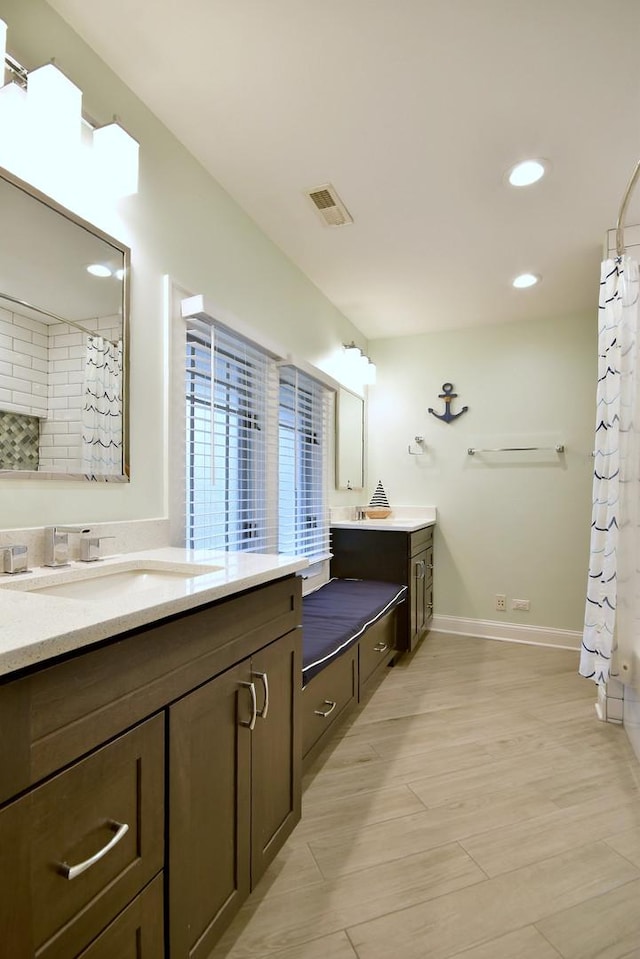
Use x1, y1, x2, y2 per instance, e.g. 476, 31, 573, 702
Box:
0, 548, 306, 959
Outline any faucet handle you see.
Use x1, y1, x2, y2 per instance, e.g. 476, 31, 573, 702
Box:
79, 534, 116, 563
3, 544, 30, 575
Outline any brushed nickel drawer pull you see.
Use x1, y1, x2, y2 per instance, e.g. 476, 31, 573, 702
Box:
239, 681, 258, 730
253, 671, 269, 719
314, 699, 337, 718
374, 642, 389, 653
59, 819, 129, 880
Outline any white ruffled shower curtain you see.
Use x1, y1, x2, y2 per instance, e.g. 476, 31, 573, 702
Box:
581, 255, 640, 686
82, 335, 123, 476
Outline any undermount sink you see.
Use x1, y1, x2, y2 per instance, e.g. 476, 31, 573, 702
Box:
23, 562, 224, 601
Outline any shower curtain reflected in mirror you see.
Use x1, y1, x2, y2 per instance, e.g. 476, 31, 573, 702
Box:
82, 335, 123, 477
581, 255, 640, 687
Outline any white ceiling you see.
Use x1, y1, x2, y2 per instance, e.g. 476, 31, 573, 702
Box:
46, 0, 640, 339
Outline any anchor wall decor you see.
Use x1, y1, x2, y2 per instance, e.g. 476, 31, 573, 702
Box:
428, 383, 469, 424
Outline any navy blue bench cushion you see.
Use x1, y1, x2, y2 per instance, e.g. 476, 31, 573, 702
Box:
302, 578, 407, 685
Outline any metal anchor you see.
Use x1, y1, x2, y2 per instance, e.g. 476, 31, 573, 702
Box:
428, 382, 469, 424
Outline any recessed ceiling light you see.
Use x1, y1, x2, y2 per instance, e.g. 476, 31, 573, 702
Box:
114, 268, 125, 280
507, 159, 546, 187
512, 273, 540, 288
86, 264, 112, 277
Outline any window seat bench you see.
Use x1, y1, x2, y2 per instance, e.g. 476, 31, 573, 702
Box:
301, 578, 407, 770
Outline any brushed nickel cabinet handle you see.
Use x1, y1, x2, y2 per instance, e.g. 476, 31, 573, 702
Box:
239, 681, 258, 730
314, 699, 337, 718
374, 642, 389, 653
59, 819, 129, 880
253, 671, 269, 719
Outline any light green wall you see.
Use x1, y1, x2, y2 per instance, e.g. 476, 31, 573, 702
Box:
367, 312, 597, 631
0, 0, 362, 529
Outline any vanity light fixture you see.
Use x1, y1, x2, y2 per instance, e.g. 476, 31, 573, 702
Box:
343, 341, 376, 385
86, 263, 112, 277
512, 272, 540, 289
362, 359, 376, 385
0, 18, 139, 204
344, 341, 361, 359
507, 159, 547, 187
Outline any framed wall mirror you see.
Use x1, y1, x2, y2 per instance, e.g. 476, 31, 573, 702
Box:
335, 387, 365, 490
0, 166, 130, 481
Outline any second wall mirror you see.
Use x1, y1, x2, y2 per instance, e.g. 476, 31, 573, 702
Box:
335, 387, 365, 490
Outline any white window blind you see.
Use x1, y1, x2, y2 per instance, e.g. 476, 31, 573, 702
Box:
185, 320, 278, 552
278, 365, 331, 562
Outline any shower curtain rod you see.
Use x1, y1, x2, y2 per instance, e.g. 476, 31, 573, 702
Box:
616, 159, 640, 256
0, 291, 119, 346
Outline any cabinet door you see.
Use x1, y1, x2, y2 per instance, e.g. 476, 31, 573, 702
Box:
410, 551, 426, 648
250, 629, 301, 887
169, 662, 252, 959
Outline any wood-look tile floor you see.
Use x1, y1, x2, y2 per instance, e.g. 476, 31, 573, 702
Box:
208, 633, 640, 959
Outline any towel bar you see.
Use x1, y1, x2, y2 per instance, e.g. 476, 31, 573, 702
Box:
467, 444, 565, 455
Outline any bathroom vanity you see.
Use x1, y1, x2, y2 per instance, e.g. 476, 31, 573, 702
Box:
0, 549, 305, 958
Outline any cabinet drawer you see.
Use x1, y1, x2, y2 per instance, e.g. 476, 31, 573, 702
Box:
76, 875, 164, 959
359, 612, 397, 692
0, 715, 164, 959
302, 648, 357, 759
410, 525, 433, 555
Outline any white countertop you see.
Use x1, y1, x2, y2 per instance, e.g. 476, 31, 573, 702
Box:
331, 518, 435, 532
329, 505, 436, 533
0, 547, 307, 677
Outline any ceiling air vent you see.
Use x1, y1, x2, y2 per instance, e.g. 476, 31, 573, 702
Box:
306, 183, 353, 227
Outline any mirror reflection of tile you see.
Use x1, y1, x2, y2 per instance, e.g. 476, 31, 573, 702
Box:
0, 410, 40, 470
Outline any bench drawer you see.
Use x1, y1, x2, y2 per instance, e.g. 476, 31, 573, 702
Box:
302, 648, 357, 760
0, 714, 164, 959
359, 612, 397, 693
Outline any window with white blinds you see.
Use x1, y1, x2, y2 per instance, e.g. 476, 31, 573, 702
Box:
278, 366, 331, 562
185, 320, 278, 552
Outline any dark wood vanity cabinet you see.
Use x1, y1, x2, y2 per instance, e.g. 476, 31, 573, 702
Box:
169, 629, 301, 959
0, 574, 302, 959
330, 525, 434, 651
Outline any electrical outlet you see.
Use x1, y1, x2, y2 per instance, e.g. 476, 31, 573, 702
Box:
512, 598, 530, 611
495, 594, 506, 611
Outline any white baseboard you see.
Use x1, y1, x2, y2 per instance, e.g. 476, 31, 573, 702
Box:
431, 614, 581, 651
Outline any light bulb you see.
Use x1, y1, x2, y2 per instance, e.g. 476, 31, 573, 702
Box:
512, 273, 540, 289
508, 159, 546, 187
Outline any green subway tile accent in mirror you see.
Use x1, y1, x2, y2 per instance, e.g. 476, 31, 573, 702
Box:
0, 411, 40, 470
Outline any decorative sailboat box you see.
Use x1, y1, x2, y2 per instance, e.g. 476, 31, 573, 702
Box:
365, 480, 391, 519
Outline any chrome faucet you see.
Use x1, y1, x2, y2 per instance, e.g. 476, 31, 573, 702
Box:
2, 544, 30, 574
43, 526, 91, 568
79, 532, 115, 563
